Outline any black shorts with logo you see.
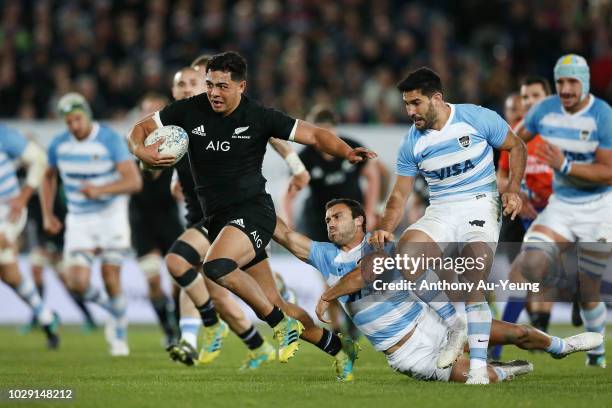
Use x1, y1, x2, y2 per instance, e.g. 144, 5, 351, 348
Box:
205, 193, 275, 268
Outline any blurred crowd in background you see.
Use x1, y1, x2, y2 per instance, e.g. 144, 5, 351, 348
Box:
1, 0, 610, 123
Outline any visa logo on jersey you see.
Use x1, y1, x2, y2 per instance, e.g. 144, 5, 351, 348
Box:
433, 159, 475, 180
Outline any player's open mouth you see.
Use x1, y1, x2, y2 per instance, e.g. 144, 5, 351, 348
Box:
212, 100, 223, 108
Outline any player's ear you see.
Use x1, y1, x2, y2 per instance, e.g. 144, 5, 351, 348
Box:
238, 80, 246, 94
355, 215, 364, 230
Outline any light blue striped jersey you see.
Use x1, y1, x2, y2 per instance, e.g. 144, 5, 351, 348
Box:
48, 123, 131, 214
308, 235, 424, 351
0, 125, 28, 202
396, 104, 509, 203
524, 95, 612, 203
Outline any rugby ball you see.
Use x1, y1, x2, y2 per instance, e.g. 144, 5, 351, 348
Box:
143, 125, 189, 169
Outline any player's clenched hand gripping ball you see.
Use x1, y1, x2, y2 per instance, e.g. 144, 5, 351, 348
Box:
141, 125, 189, 170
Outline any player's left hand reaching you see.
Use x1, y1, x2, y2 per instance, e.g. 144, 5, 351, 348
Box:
502, 191, 523, 220
80, 183, 102, 199
535, 141, 565, 170
347, 147, 377, 164
287, 171, 310, 194
315, 297, 332, 324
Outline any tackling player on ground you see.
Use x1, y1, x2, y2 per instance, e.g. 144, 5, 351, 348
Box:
274, 198, 603, 383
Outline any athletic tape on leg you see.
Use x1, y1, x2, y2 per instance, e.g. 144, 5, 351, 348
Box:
168, 240, 201, 266
203, 258, 237, 281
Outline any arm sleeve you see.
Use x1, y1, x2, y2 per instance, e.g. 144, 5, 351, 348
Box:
479, 107, 510, 148
263, 107, 298, 141
0, 127, 28, 159
395, 137, 418, 176
157, 99, 188, 128
596, 103, 612, 149
307, 241, 330, 280
107, 131, 132, 163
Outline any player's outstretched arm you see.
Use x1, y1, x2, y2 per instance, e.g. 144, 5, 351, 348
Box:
316, 268, 364, 323
371, 175, 414, 242
127, 114, 175, 167
272, 216, 312, 262
498, 130, 527, 220
291, 120, 377, 164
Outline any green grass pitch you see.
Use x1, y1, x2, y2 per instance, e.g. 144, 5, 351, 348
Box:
0, 325, 610, 408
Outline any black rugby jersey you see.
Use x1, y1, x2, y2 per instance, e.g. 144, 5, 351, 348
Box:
157, 94, 296, 214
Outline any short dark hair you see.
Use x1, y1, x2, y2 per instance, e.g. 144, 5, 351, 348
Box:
325, 199, 366, 233
206, 51, 247, 81
306, 105, 338, 126
397, 67, 443, 97
520, 75, 552, 96
191, 54, 212, 71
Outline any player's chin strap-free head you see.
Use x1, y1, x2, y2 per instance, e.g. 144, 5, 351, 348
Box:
57, 92, 93, 119
554, 54, 590, 101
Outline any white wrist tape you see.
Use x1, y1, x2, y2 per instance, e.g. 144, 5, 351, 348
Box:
286, 152, 306, 175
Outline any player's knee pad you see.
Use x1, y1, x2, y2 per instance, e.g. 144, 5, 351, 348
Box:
0, 248, 16, 264
172, 267, 201, 289
520, 231, 559, 283
577, 252, 609, 279
522, 231, 560, 259
203, 258, 237, 281
64, 251, 94, 268
168, 240, 201, 266
138, 253, 163, 278
29, 249, 48, 268
101, 249, 127, 266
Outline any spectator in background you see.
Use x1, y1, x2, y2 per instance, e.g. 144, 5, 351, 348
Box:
0, 1, 609, 121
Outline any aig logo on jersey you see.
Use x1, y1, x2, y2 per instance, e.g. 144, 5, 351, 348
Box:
206, 141, 230, 151
458, 135, 471, 149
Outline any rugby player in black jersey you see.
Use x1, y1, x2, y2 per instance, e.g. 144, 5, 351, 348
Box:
128, 51, 376, 366
165, 63, 362, 377
164, 65, 288, 368
162, 64, 313, 370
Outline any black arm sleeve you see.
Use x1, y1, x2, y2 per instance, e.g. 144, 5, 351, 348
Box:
263, 107, 297, 141
158, 98, 190, 128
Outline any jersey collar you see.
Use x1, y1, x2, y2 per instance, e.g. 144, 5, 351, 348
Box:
70, 122, 100, 143
439, 103, 455, 132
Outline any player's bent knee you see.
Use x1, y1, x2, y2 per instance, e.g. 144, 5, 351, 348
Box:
167, 240, 201, 267
203, 258, 237, 281
171, 267, 201, 289
138, 253, 163, 279
0, 248, 16, 265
